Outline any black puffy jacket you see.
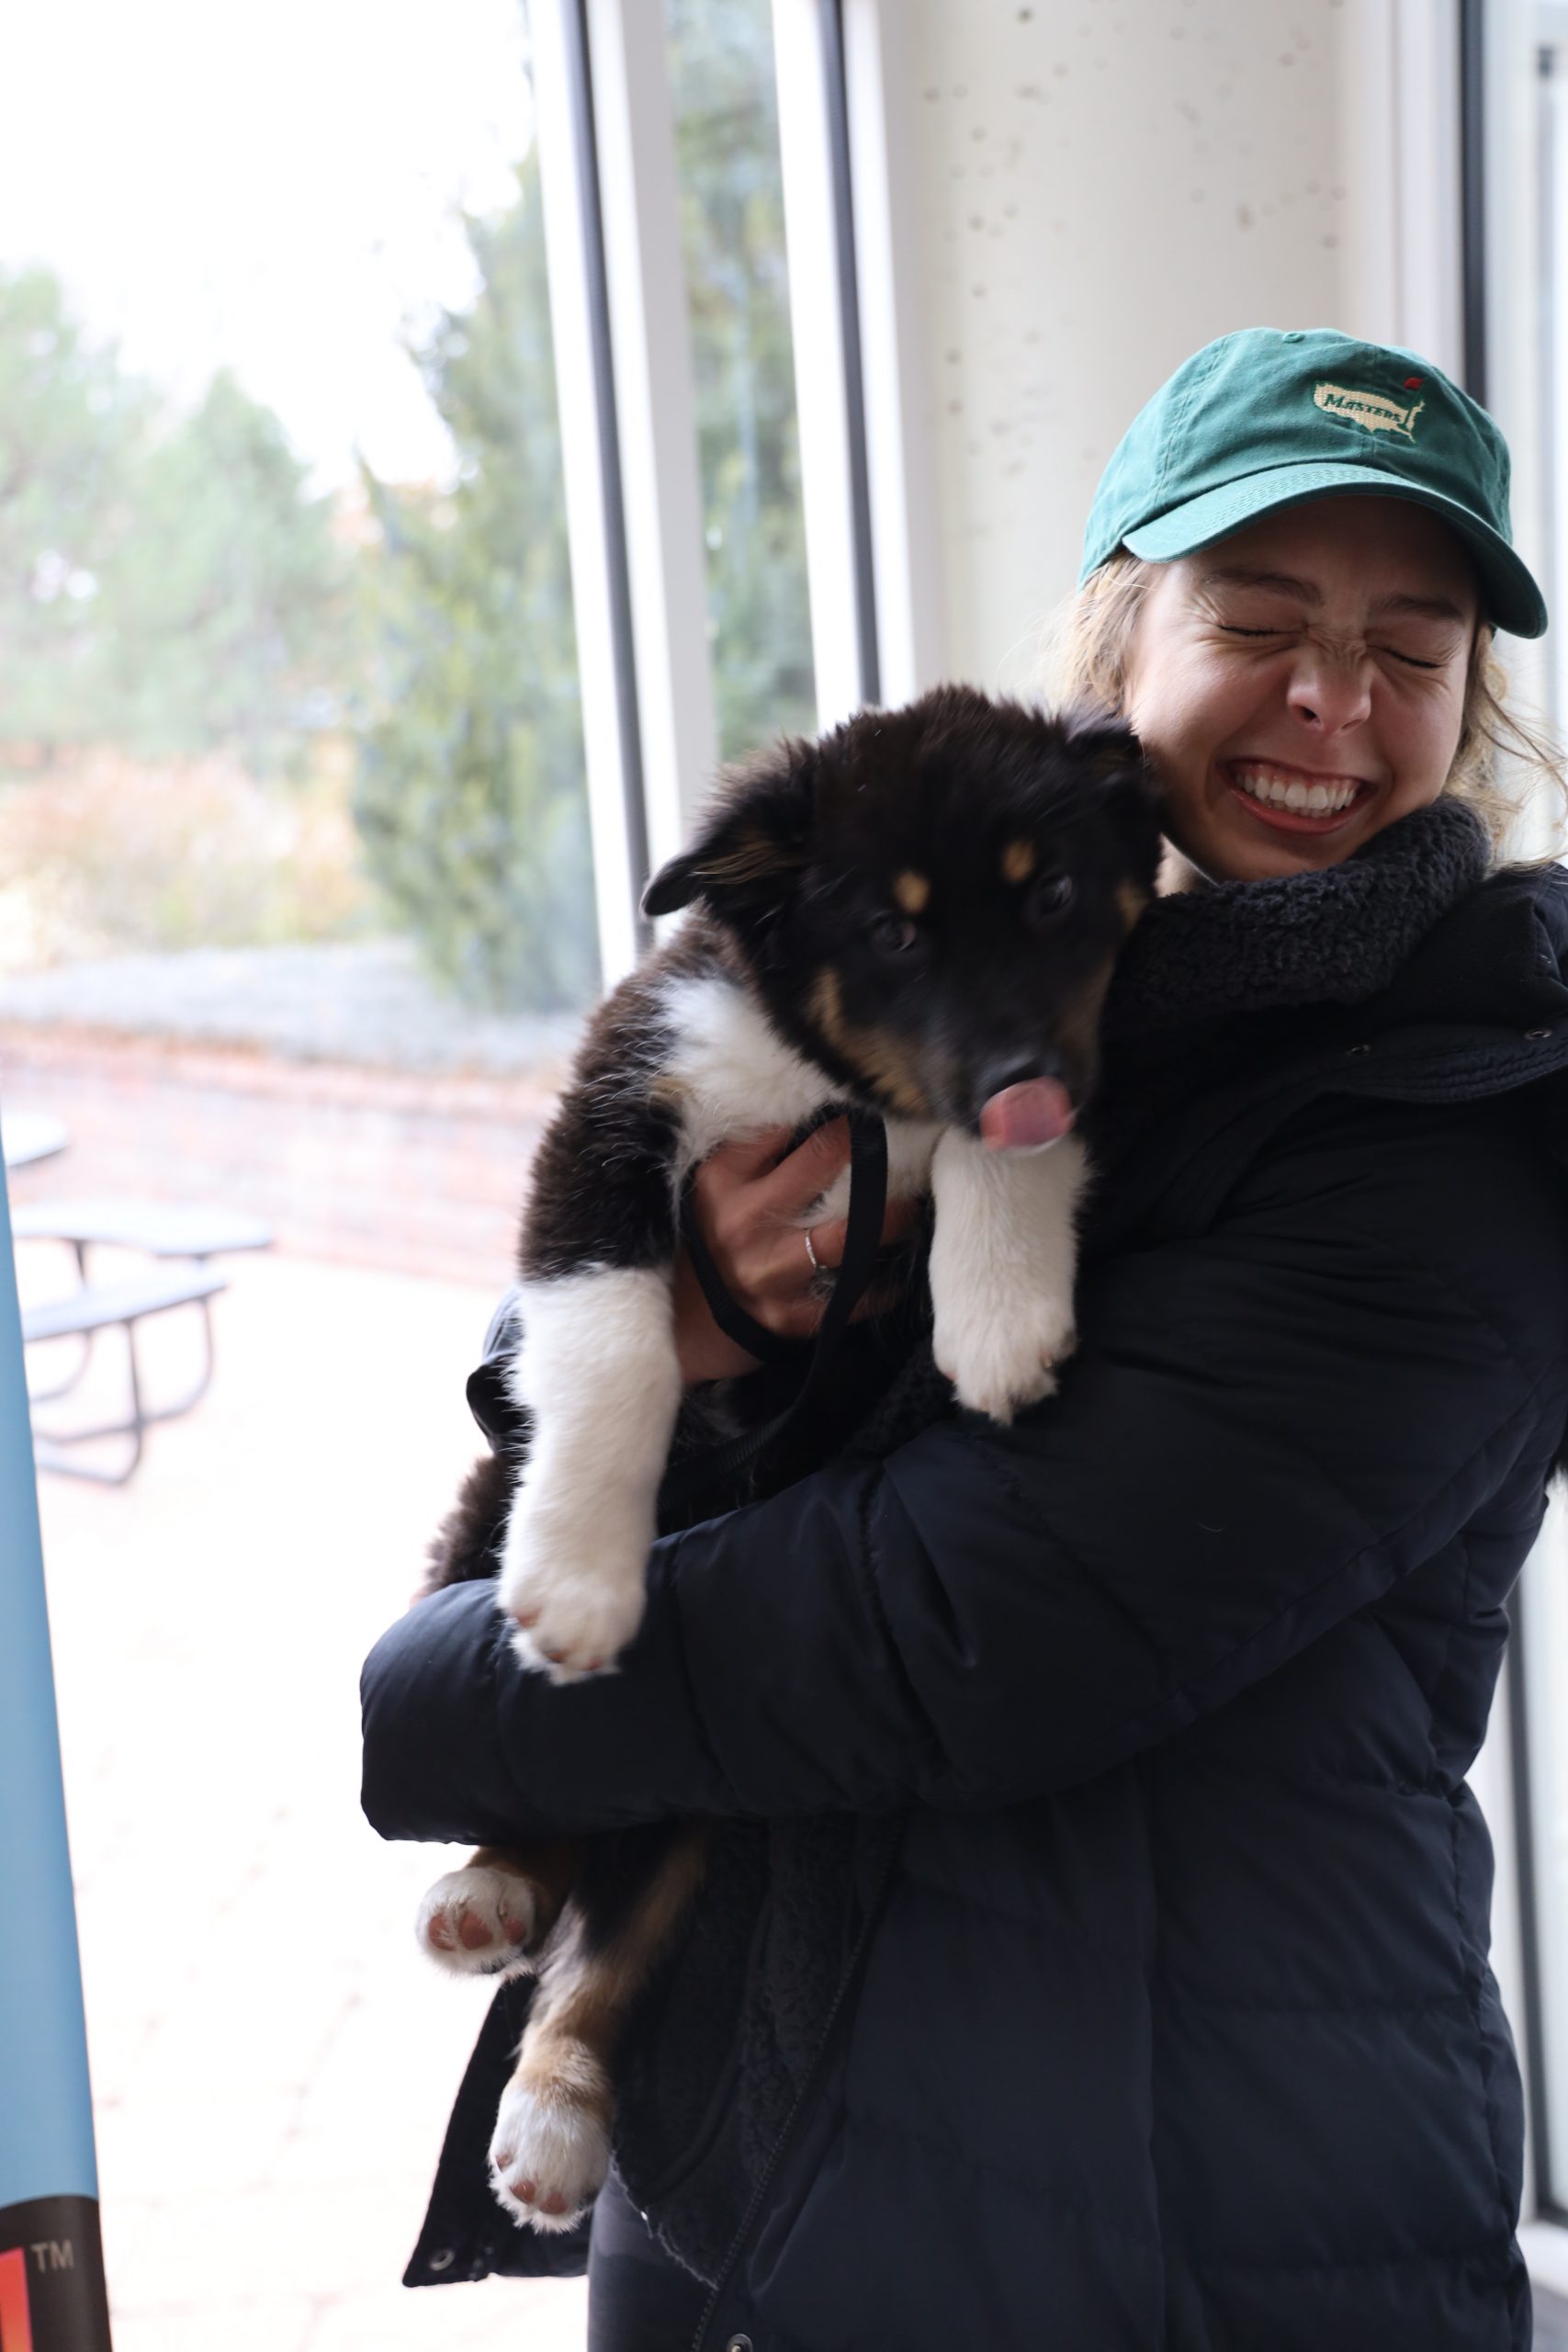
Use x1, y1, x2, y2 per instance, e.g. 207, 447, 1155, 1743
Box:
363, 804, 1568, 2351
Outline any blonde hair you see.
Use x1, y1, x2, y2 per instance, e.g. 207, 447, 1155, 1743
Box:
1042, 549, 1568, 865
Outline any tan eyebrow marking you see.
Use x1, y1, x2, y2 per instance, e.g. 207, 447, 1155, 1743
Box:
893, 869, 931, 915
1001, 839, 1036, 883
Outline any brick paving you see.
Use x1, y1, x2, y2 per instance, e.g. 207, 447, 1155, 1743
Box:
23, 1242, 589, 2349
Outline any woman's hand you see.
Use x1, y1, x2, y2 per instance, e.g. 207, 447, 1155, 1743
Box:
673, 1117, 922, 1385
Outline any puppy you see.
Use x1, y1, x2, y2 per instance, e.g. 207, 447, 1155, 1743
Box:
416, 684, 1161, 2231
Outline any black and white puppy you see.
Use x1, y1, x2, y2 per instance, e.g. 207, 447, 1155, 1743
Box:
493, 684, 1159, 1679
416, 684, 1161, 2229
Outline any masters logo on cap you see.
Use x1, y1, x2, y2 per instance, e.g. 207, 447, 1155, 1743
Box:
1313, 381, 1425, 441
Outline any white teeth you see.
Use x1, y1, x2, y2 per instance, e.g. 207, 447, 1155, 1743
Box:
1231, 763, 1360, 816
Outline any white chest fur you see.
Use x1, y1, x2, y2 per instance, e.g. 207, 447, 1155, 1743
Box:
659, 971, 941, 1206
497, 965, 1089, 1679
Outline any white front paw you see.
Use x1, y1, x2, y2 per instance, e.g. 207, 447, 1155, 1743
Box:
935, 1293, 1077, 1423
498, 1518, 649, 1682
490, 2075, 612, 2233
417, 1865, 539, 1979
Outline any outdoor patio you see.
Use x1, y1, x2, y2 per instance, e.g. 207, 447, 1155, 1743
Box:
23, 1232, 1568, 2352
22, 1238, 589, 2350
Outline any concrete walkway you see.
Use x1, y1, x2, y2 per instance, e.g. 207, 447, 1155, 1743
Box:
26, 1245, 589, 2350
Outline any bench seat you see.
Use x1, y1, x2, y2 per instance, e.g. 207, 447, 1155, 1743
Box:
23, 1268, 227, 1347
23, 1269, 230, 1482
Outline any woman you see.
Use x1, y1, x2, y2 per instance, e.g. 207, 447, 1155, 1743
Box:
363, 328, 1568, 2350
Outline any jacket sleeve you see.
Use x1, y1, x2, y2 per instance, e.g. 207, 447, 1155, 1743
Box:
361, 1095, 1568, 1846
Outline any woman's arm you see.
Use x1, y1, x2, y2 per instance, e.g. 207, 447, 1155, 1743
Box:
362, 1095, 1568, 1847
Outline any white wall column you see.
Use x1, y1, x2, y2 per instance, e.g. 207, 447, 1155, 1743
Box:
773, 0, 874, 728
530, 0, 646, 986
842, 0, 946, 705
1340, 0, 1463, 370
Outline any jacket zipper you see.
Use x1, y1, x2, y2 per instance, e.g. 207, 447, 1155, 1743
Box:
689, 1819, 907, 2352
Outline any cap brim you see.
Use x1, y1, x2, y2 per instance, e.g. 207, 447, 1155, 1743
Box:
1122, 461, 1548, 639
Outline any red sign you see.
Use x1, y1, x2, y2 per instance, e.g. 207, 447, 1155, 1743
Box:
0, 2248, 33, 2352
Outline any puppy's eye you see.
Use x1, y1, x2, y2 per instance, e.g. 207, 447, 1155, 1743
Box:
869, 912, 919, 956
1026, 874, 1075, 925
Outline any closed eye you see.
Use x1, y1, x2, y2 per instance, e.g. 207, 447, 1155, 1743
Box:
1224, 623, 1444, 673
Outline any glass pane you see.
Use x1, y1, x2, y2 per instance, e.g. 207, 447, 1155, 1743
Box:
1521, 1494, 1568, 2205
665, 0, 818, 757
1493, 2, 1568, 2211
0, 0, 597, 1016
0, 5, 590, 2336
1533, 18, 1568, 739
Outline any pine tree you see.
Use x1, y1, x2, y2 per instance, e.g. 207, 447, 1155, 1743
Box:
353, 5, 818, 1012
353, 152, 598, 1012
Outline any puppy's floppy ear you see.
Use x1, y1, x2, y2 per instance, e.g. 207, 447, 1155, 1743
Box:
1056, 698, 1146, 781
641, 739, 817, 919
1055, 701, 1164, 882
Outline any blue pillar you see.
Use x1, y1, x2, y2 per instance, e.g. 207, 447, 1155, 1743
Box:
0, 1162, 111, 2349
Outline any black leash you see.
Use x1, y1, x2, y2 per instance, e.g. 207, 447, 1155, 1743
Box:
677, 1169, 802, 1371
660, 1107, 889, 1512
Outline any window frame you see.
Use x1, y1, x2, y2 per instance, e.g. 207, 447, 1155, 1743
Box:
531, 0, 945, 987
1458, 0, 1568, 2283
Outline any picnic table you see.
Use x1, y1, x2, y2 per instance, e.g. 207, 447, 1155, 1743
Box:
8, 1145, 272, 1483
2, 1108, 69, 1170
12, 1197, 273, 1272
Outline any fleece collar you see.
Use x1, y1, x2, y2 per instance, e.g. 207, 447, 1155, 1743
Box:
1102, 797, 1494, 1039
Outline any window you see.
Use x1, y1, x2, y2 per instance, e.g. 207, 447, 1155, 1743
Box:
1508, 18, 1568, 2198
1470, 0, 1568, 2239
1, 7, 600, 2337
3, 5, 907, 2333
0, 0, 598, 1019
1517, 1492, 1568, 2222
1529, 8, 1568, 738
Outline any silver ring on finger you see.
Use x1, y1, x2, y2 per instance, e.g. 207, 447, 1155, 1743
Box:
804, 1226, 828, 1278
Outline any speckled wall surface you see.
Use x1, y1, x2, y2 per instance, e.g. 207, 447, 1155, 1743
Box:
905, 0, 1355, 691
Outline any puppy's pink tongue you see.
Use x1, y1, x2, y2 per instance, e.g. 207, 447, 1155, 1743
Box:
978, 1078, 1075, 1150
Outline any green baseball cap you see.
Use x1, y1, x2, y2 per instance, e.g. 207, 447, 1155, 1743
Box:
1081, 326, 1548, 639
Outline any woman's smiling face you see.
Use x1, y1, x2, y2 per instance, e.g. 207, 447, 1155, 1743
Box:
1122, 495, 1480, 882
